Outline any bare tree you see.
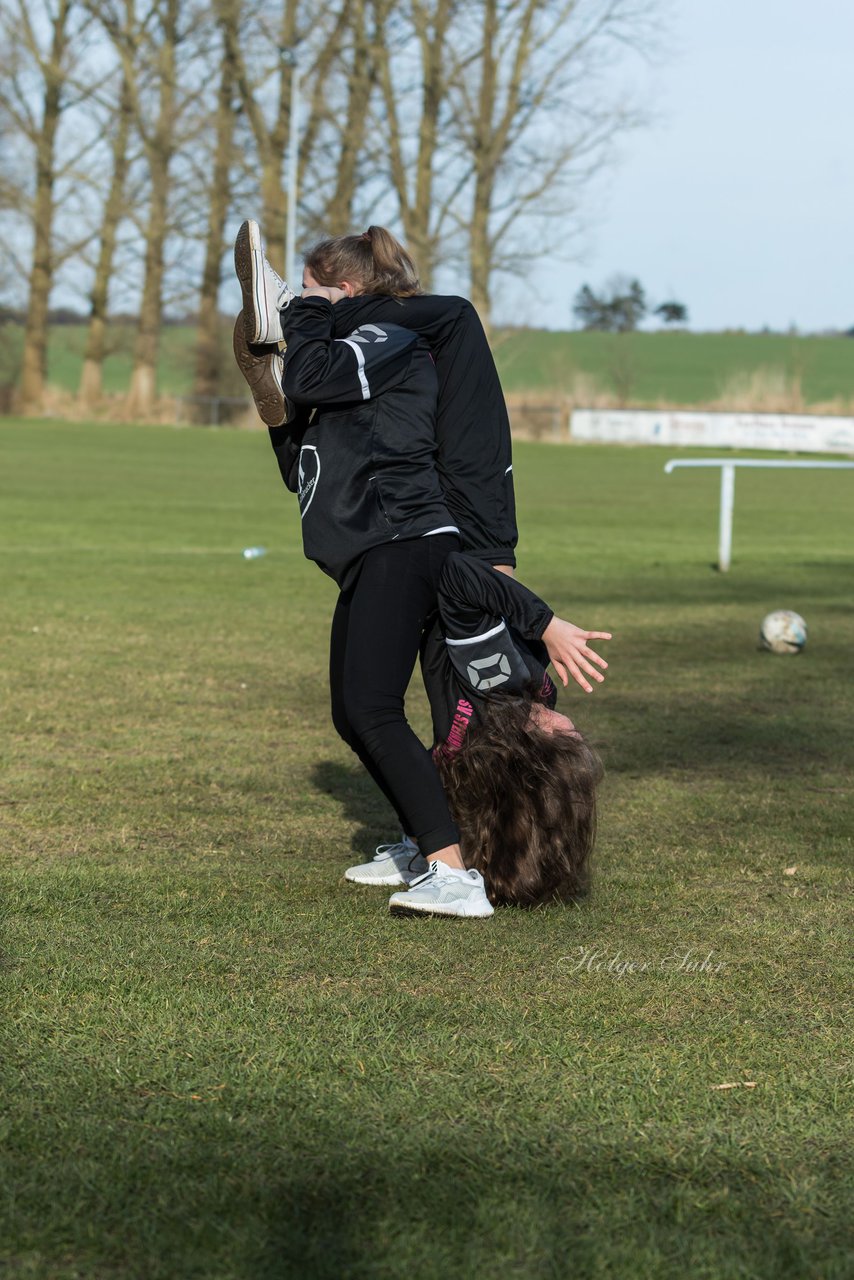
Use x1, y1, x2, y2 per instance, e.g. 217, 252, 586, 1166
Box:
192, 26, 237, 400
370, 0, 466, 287
129, 0, 180, 415
94, 0, 211, 415
0, 0, 665, 414
0, 0, 91, 410
450, 0, 657, 325
315, 0, 373, 235
218, 0, 350, 274
78, 68, 134, 406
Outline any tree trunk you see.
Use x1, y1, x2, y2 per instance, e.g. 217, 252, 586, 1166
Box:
467, 0, 498, 327
454, 0, 646, 329
79, 71, 133, 408
322, 0, 371, 235
19, 0, 72, 412
222, 0, 296, 275
193, 37, 236, 402
370, 0, 455, 291
221, 0, 345, 270
127, 0, 177, 418
409, 0, 453, 287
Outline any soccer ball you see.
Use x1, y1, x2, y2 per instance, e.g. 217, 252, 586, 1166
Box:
759, 610, 807, 655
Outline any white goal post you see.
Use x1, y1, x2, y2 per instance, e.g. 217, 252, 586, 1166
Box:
663, 458, 854, 571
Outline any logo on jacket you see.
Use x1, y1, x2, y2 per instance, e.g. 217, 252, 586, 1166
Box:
297, 444, 320, 518
347, 324, 388, 344
466, 652, 512, 691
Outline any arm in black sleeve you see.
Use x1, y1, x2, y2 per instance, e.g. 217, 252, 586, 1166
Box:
268, 410, 311, 492
281, 297, 418, 406
331, 296, 517, 567
438, 551, 553, 641
330, 293, 467, 349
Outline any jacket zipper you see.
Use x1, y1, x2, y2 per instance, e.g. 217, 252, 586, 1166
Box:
369, 475, 398, 535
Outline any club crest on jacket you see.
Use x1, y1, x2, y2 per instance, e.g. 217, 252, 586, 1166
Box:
297, 444, 320, 518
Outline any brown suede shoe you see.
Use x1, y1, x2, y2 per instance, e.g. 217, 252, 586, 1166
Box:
232, 312, 291, 427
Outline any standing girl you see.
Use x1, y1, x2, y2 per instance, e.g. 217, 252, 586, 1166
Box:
236, 220, 496, 916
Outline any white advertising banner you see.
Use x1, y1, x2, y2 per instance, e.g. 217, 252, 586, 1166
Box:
570, 410, 854, 455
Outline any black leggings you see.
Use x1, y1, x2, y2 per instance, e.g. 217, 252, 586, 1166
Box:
329, 535, 460, 856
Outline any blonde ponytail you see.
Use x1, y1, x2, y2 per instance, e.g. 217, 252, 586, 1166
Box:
304, 226, 422, 298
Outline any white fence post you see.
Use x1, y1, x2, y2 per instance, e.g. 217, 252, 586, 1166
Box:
664, 458, 854, 571
718, 464, 735, 572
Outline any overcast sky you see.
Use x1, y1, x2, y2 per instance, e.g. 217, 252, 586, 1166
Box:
495, 0, 853, 334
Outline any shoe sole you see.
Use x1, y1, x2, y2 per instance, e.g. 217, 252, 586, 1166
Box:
234, 220, 281, 345
345, 870, 409, 886
389, 899, 494, 919
232, 314, 288, 427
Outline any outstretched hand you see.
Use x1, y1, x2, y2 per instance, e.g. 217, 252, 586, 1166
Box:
541, 616, 612, 694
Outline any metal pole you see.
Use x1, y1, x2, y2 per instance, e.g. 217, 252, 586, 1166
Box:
718, 464, 735, 571
284, 51, 300, 281
664, 458, 854, 571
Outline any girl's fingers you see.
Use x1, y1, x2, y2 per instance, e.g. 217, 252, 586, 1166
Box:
583, 648, 608, 669
552, 660, 569, 687
551, 638, 611, 692
565, 660, 593, 693
565, 647, 607, 675
555, 650, 607, 690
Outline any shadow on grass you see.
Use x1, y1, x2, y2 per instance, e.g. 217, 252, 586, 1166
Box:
253, 1128, 849, 1279
536, 560, 854, 612
311, 760, 397, 855
603, 675, 853, 786
10, 1110, 845, 1279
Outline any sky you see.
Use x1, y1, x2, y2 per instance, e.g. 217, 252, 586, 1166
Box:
495, 0, 854, 333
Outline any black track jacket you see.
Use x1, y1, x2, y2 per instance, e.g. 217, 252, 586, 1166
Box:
422, 552, 557, 754
330, 294, 517, 566
272, 296, 457, 588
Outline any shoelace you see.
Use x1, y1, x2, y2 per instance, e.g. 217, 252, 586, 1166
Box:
374, 840, 415, 862
277, 282, 297, 310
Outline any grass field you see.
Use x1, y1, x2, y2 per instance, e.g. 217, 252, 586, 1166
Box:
493, 329, 854, 407
6, 322, 854, 408
1, 420, 852, 1279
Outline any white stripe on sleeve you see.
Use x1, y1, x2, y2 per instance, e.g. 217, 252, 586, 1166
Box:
337, 337, 371, 400
445, 620, 507, 647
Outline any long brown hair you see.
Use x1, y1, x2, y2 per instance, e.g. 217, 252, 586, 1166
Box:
435, 696, 603, 908
304, 226, 422, 297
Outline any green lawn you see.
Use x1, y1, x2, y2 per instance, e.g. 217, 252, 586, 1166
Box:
493, 329, 854, 405
1, 420, 852, 1279
6, 322, 854, 407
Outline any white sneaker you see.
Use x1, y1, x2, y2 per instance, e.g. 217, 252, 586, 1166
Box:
389, 859, 495, 918
234, 219, 297, 345
344, 837, 428, 887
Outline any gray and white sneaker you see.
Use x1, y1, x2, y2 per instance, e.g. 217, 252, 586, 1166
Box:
234, 219, 297, 345
389, 859, 495, 918
232, 313, 292, 426
345, 837, 427, 887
